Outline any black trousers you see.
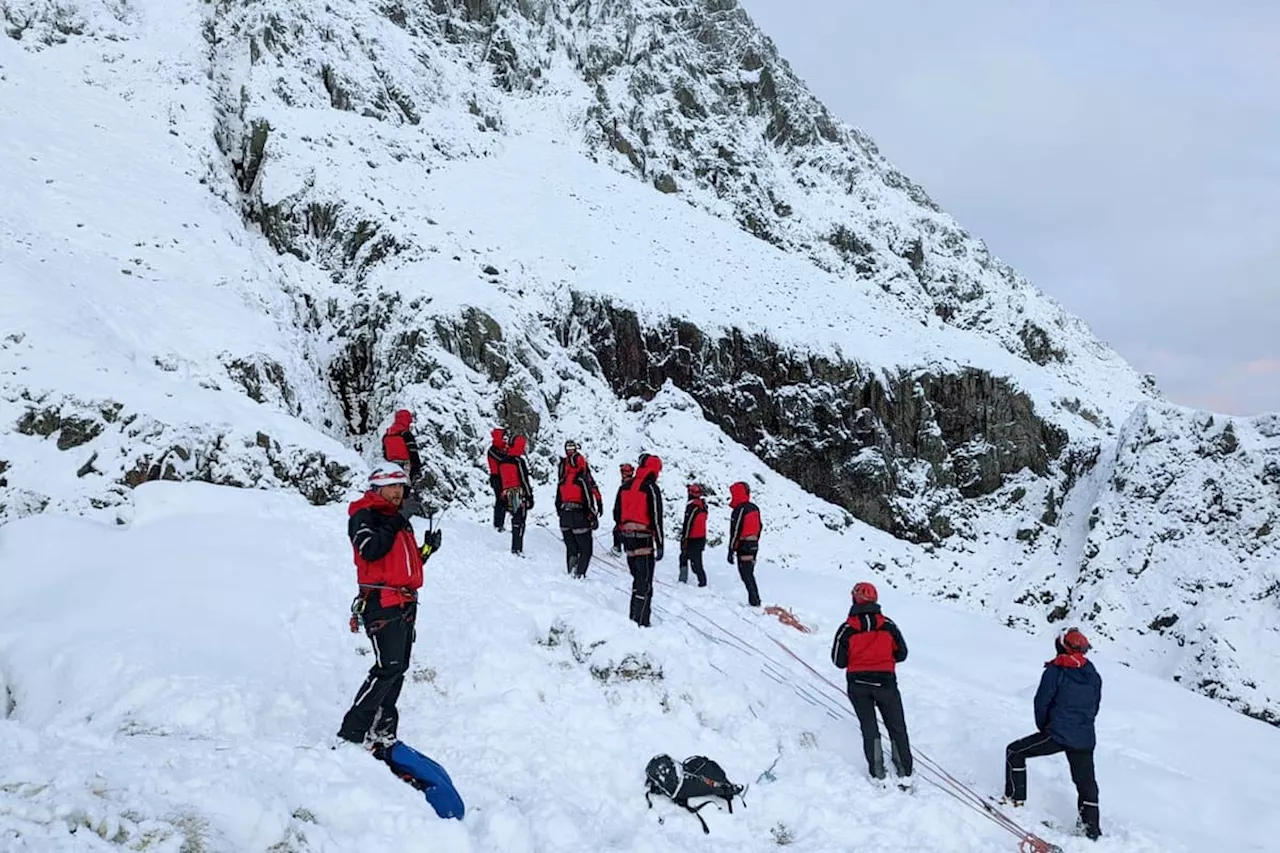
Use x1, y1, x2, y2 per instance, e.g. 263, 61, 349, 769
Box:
339, 602, 416, 743
509, 503, 527, 553
679, 539, 706, 585
621, 532, 655, 627
733, 541, 761, 606
559, 507, 594, 577
847, 676, 913, 778
1005, 732, 1100, 832
493, 493, 507, 530
490, 478, 506, 530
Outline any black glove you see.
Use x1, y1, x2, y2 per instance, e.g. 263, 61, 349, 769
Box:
654, 542, 664, 562
589, 513, 599, 530
727, 549, 735, 564
419, 528, 442, 561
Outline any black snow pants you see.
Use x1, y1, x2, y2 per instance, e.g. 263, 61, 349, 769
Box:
559, 505, 595, 577
733, 540, 761, 606
339, 600, 416, 744
679, 539, 706, 585
621, 531, 656, 627
847, 673, 913, 779
490, 476, 506, 531
1005, 732, 1100, 835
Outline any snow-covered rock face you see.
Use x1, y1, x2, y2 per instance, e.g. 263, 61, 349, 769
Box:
2, 0, 1276, 724
1062, 406, 1280, 724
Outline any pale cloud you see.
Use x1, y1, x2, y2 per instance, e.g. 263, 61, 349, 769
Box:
739, 0, 1280, 415
1245, 359, 1280, 377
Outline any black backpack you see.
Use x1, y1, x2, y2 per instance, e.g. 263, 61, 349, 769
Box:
644, 754, 745, 833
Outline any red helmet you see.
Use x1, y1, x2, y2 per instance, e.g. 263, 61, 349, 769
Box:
1056, 627, 1091, 655
687, 483, 703, 497
851, 582, 878, 605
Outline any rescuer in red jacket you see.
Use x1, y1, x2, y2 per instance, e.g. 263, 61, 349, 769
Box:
495, 434, 533, 555
381, 409, 425, 518
485, 428, 509, 532
556, 439, 603, 578
830, 581, 913, 786
616, 453, 664, 627
678, 483, 708, 586
611, 462, 635, 555
338, 463, 441, 748
727, 481, 762, 606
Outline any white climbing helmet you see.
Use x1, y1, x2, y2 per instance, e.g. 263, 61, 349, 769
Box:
369, 463, 409, 488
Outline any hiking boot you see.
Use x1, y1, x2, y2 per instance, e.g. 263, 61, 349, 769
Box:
330, 732, 365, 751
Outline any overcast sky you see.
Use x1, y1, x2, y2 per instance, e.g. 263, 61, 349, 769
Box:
738, 0, 1280, 416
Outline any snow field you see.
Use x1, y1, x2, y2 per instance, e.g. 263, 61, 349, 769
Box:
3, 482, 1278, 852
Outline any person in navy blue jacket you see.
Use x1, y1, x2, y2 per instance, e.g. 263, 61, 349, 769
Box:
1003, 627, 1103, 840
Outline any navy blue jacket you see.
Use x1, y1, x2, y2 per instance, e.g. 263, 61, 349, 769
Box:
1034, 657, 1102, 750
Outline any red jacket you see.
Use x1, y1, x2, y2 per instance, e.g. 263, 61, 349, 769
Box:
618, 454, 664, 542
347, 491, 423, 607
557, 453, 602, 513
497, 435, 530, 491
681, 497, 707, 542
383, 410, 412, 462
830, 604, 908, 675
485, 428, 507, 477
728, 482, 761, 549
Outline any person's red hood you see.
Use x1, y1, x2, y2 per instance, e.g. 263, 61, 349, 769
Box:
1046, 652, 1089, 669
729, 481, 750, 508
490, 428, 507, 449
349, 490, 398, 516
509, 434, 527, 456
392, 409, 413, 430
636, 453, 662, 481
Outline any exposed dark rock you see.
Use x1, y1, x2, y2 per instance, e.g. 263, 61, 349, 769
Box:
76, 452, 100, 478
224, 358, 298, 414
15, 407, 60, 437
433, 307, 508, 383
1019, 321, 1067, 366
567, 294, 1067, 541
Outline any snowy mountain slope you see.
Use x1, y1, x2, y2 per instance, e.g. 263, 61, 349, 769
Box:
3, 482, 1278, 852
1, 0, 1276, 727
0, 0, 362, 522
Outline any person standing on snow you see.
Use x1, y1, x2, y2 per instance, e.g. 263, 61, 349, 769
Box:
830, 582, 914, 788
495, 434, 533, 555
338, 463, 442, 748
1002, 627, 1102, 841
726, 481, 762, 607
556, 440, 603, 578
611, 462, 635, 555
382, 409, 425, 518
485, 428, 509, 532
678, 483, 708, 586
616, 453, 664, 627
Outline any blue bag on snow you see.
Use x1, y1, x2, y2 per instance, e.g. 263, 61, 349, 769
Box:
378, 741, 466, 819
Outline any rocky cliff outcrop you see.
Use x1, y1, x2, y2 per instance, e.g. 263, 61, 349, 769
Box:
562, 294, 1067, 542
